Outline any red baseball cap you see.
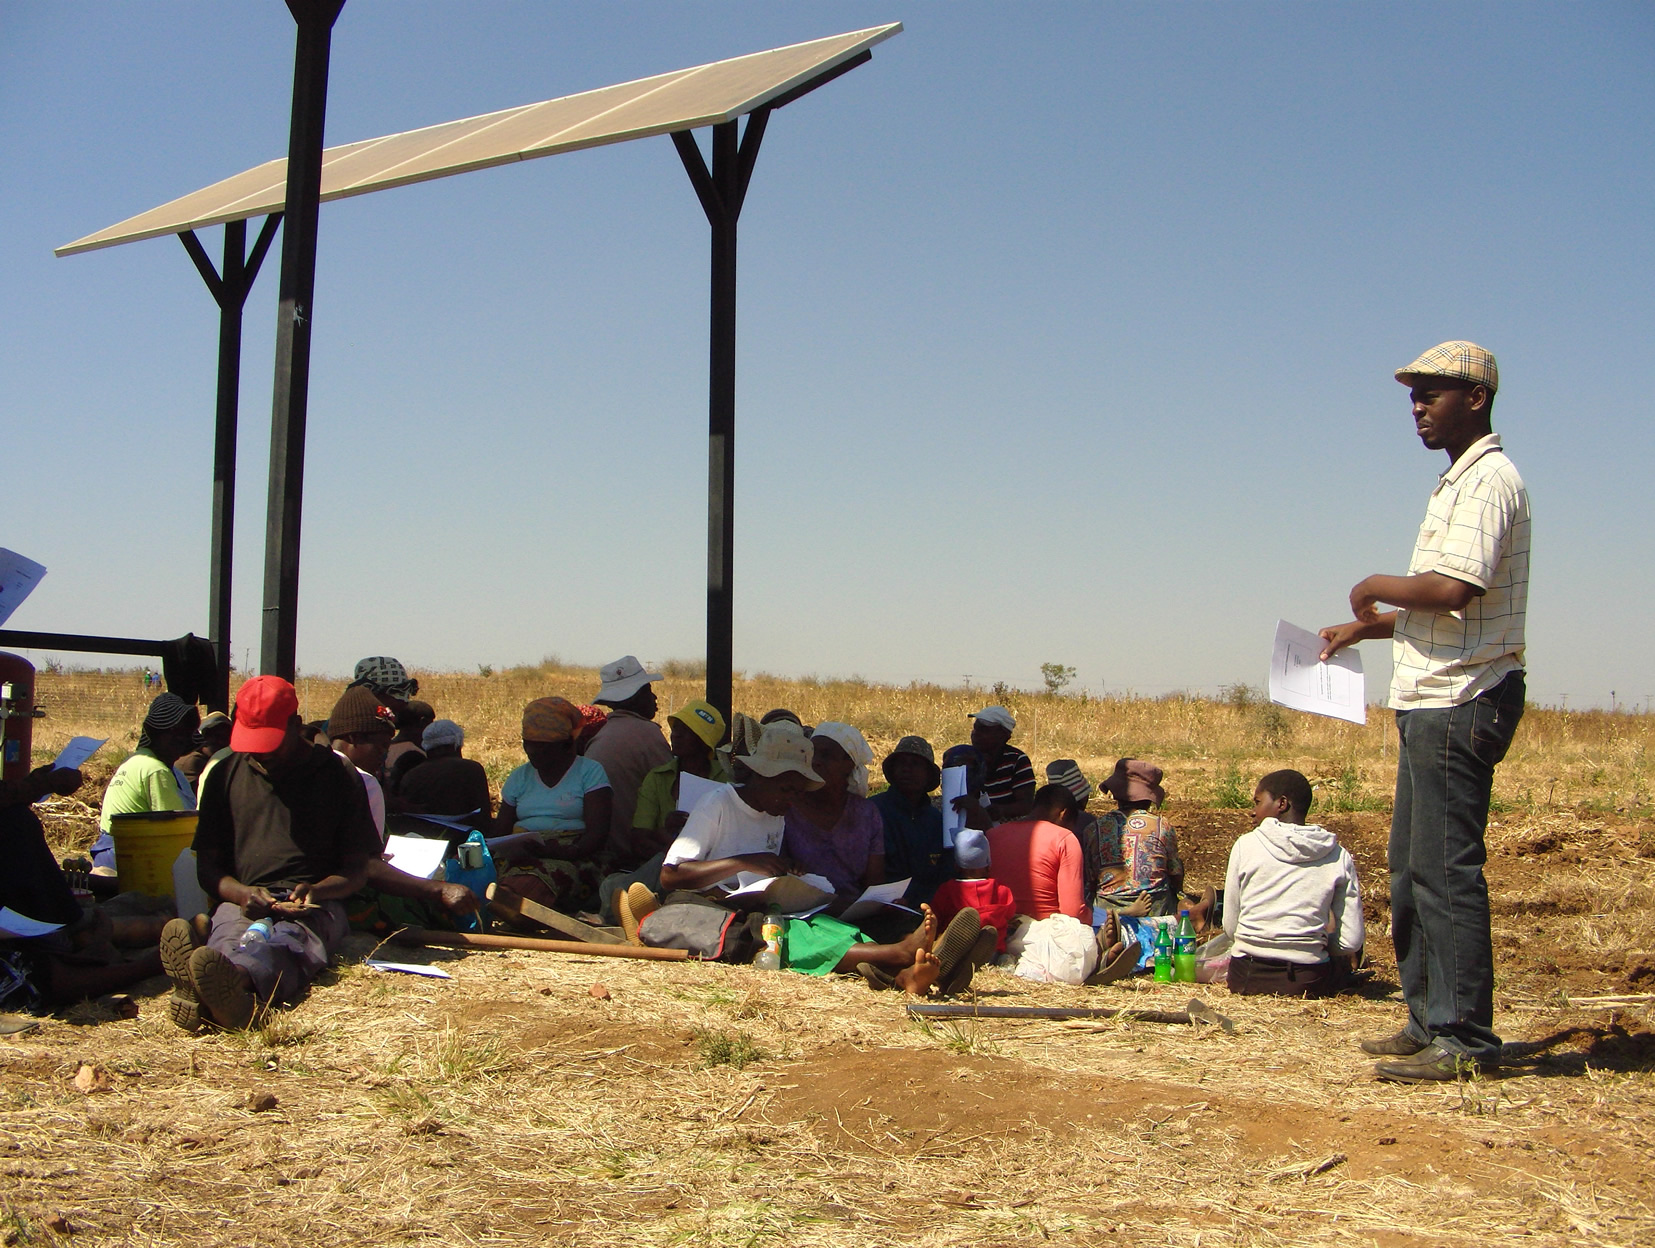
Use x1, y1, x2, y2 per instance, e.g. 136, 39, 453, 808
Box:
230, 675, 300, 753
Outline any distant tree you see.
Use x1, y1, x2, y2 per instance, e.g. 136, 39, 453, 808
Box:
1040, 663, 1077, 696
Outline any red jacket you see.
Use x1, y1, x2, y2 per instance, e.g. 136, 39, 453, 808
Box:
931, 876, 1018, 952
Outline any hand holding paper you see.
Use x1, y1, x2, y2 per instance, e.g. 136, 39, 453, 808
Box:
1269, 619, 1366, 725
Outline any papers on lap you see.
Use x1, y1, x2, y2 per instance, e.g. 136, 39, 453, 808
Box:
1269, 619, 1366, 725
839, 878, 917, 925
721, 872, 836, 916
676, 772, 728, 814
384, 835, 450, 880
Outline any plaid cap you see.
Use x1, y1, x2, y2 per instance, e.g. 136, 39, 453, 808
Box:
1395, 341, 1498, 393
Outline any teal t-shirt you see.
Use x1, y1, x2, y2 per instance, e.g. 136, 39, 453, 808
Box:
500, 756, 610, 832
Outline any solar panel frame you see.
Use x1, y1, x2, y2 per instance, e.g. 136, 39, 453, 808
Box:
55, 23, 901, 257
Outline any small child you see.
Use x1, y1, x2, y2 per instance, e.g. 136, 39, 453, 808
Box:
1223, 769, 1363, 998
929, 829, 1016, 954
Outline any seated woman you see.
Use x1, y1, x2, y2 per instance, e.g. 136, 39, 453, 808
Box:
490, 698, 613, 915
1092, 758, 1183, 917
647, 721, 959, 994
1224, 769, 1363, 998
781, 722, 884, 899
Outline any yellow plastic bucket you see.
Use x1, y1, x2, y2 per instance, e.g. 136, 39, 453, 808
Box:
110, 810, 198, 899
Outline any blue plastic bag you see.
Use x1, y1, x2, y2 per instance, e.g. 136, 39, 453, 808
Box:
442, 831, 497, 933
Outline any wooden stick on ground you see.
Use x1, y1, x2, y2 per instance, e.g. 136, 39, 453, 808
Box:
393, 927, 689, 961
485, 883, 625, 944
906, 999, 1235, 1030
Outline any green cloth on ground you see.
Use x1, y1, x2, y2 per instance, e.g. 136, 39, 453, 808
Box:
784, 913, 869, 976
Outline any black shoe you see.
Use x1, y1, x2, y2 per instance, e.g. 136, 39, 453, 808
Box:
1374, 1043, 1485, 1083
1359, 1028, 1428, 1057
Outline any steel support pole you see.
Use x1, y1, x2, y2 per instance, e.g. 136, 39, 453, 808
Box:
260, 0, 344, 680
674, 113, 766, 722
206, 220, 246, 711
706, 121, 739, 723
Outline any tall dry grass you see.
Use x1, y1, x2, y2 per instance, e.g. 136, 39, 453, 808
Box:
25, 662, 1654, 819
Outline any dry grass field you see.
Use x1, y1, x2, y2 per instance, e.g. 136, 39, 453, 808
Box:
4, 664, 1653, 1247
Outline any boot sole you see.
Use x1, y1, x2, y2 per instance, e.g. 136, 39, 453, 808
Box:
189, 946, 256, 1030
159, 918, 204, 1034
933, 908, 983, 987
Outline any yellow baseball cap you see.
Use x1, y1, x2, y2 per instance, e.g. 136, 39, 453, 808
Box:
1395, 341, 1498, 393
671, 699, 726, 749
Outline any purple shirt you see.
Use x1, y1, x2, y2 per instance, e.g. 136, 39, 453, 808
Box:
782, 795, 884, 896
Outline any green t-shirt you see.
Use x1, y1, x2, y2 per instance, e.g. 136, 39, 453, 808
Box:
632, 755, 732, 834
99, 747, 185, 834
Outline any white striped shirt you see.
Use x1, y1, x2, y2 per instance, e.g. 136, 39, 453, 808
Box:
1389, 433, 1530, 709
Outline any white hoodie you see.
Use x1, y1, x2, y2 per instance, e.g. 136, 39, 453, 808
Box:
1222, 818, 1363, 965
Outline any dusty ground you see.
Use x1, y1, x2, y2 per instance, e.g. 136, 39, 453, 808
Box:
4, 795, 1652, 1247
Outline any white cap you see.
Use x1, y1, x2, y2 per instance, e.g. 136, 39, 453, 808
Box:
970, 705, 1016, 733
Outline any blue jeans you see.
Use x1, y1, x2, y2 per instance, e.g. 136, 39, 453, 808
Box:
1390, 671, 1524, 1062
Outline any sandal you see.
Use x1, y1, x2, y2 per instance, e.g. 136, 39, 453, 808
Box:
1086, 938, 1142, 986
857, 962, 895, 991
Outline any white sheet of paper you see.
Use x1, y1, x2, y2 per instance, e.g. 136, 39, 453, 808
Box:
1269, 618, 1367, 725
839, 878, 918, 926
0, 549, 46, 628
52, 737, 108, 771
722, 872, 836, 917
939, 765, 968, 848
676, 772, 729, 814
384, 834, 449, 880
0, 907, 65, 939
365, 960, 453, 979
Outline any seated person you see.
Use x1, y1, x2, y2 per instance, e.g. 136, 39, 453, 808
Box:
986, 784, 1091, 924
596, 700, 729, 922
872, 736, 955, 905
176, 711, 233, 798
653, 722, 951, 993
163, 676, 380, 1031
930, 828, 1016, 954
385, 699, 436, 790
940, 743, 993, 833
1224, 769, 1363, 998
94, 693, 200, 865
1047, 759, 1106, 905
490, 698, 613, 915
1093, 758, 1182, 918
584, 656, 672, 871
954, 706, 1035, 823
781, 722, 884, 898
329, 687, 394, 839
398, 719, 493, 832
1, 765, 165, 1013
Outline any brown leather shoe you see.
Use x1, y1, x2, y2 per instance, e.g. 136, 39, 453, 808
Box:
159, 918, 204, 1033
1359, 1028, 1428, 1057
189, 946, 257, 1030
1375, 1043, 1483, 1083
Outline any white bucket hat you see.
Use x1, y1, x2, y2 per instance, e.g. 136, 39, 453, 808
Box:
596, 655, 663, 704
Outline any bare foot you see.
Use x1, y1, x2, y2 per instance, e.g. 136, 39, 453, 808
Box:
893, 948, 941, 997
896, 904, 938, 959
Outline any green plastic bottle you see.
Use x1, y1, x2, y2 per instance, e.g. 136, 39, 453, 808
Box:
1152, 919, 1174, 982
1173, 908, 1198, 983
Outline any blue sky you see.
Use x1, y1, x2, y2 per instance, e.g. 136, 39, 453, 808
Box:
3, 2, 1651, 709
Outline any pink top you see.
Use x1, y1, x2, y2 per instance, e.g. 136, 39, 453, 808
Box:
986, 819, 1091, 924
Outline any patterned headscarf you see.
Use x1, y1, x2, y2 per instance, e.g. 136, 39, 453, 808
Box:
522, 697, 580, 744
811, 722, 875, 798
139, 693, 199, 750
574, 704, 609, 753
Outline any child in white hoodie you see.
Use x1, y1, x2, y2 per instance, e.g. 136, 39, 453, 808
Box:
1223, 769, 1363, 997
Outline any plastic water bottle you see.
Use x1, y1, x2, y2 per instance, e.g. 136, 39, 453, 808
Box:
238, 919, 274, 949
1152, 919, 1174, 982
755, 909, 784, 971
1173, 908, 1198, 982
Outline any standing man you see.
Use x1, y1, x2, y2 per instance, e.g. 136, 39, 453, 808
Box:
1319, 341, 1530, 1082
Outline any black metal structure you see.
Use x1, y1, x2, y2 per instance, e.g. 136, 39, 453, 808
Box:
262, 0, 345, 681
179, 214, 282, 708
52, 19, 891, 721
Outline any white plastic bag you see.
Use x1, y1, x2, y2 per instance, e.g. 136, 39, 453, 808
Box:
1011, 914, 1100, 985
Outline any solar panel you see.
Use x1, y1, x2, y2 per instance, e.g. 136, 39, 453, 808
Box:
55, 23, 901, 257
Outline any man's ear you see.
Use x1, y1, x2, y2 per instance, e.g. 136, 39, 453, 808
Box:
1468, 383, 1491, 413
